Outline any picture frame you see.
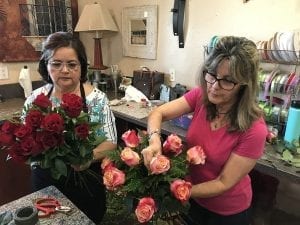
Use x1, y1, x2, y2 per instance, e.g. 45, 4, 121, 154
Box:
122, 5, 158, 59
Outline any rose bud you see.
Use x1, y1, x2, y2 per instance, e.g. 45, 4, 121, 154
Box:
149, 155, 170, 174
186, 145, 206, 165
163, 134, 183, 156
101, 157, 114, 172
135, 197, 156, 223
121, 130, 140, 148
75, 123, 89, 140
120, 147, 140, 167
103, 166, 125, 190
170, 179, 192, 203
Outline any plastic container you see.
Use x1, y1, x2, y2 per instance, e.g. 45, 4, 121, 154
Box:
284, 100, 300, 146
171, 113, 193, 130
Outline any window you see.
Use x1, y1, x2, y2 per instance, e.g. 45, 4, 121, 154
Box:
19, 0, 73, 36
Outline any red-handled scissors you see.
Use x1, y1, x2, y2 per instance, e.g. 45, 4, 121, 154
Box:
34, 197, 71, 218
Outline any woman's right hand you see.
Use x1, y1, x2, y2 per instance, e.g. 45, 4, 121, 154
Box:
141, 141, 162, 169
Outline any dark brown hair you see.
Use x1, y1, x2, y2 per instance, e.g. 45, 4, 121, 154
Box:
38, 32, 88, 83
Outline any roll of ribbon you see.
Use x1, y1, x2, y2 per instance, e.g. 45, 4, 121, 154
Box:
14, 206, 39, 225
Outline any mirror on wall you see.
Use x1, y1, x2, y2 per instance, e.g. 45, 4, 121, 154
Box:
122, 5, 157, 59
130, 19, 147, 45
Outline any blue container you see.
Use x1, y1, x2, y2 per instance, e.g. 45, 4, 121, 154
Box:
284, 100, 300, 146
171, 113, 193, 130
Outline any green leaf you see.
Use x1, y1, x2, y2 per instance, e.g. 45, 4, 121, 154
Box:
55, 158, 67, 177
282, 149, 294, 161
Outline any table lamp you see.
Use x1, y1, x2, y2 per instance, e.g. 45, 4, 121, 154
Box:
75, 2, 118, 71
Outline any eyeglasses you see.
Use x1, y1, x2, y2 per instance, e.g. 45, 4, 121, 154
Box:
48, 61, 80, 71
203, 70, 237, 91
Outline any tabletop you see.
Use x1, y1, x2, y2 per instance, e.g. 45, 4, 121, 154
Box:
0, 186, 95, 225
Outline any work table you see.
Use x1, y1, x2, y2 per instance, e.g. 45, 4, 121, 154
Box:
0, 186, 95, 225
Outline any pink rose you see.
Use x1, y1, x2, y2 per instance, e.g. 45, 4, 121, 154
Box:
135, 197, 156, 223
121, 130, 140, 148
101, 157, 114, 171
149, 155, 170, 174
186, 146, 206, 165
170, 179, 192, 203
103, 166, 125, 190
162, 134, 183, 156
120, 147, 140, 167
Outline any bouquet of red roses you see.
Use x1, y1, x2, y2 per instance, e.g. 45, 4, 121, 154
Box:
102, 129, 206, 224
0, 93, 106, 181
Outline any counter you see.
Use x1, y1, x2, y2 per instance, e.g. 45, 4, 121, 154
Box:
0, 186, 95, 225
110, 101, 300, 183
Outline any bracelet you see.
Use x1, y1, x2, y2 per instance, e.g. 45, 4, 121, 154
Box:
148, 129, 161, 140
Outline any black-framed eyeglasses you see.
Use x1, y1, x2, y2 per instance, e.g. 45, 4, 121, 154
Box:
203, 70, 237, 91
48, 60, 80, 71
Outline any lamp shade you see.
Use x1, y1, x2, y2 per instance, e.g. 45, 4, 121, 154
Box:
75, 2, 118, 33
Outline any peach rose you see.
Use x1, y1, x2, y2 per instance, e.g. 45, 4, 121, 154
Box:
122, 130, 140, 148
103, 166, 125, 190
101, 157, 114, 172
186, 145, 206, 165
162, 134, 183, 155
149, 155, 170, 174
135, 197, 156, 223
120, 147, 140, 167
170, 179, 192, 203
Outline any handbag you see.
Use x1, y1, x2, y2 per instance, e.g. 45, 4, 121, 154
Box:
132, 67, 164, 100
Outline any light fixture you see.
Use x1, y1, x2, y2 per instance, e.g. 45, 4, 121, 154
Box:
75, 2, 118, 71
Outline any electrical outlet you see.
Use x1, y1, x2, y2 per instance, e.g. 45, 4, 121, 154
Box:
169, 68, 175, 82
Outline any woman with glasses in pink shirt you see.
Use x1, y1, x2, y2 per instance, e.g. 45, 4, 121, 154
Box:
142, 36, 267, 225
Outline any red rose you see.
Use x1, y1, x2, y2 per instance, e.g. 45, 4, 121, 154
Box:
25, 110, 44, 128
20, 136, 40, 156
33, 93, 52, 109
162, 134, 183, 156
1, 120, 18, 134
14, 124, 32, 138
121, 130, 140, 148
103, 166, 125, 190
61, 93, 83, 118
8, 143, 28, 163
36, 131, 63, 150
0, 131, 14, 146
41, 113, 64, 133
135, 197, 156, 223
170, 179, 192, 203
75, 123, 89, 139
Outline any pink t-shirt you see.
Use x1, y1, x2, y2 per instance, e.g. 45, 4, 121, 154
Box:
184, 87, 267, 215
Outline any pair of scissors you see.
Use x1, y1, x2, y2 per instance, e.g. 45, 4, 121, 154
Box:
34, 197, 71, 218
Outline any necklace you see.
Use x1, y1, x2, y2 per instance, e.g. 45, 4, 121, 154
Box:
212, 114, 227, 130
